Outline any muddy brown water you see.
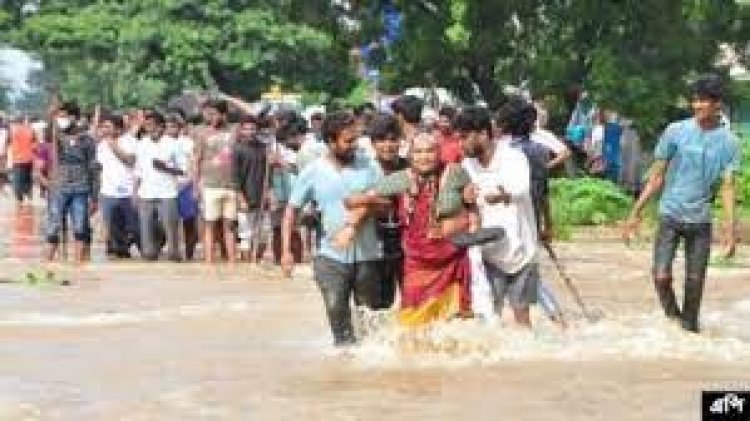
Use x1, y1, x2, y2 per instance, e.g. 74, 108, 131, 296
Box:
0, 197, 749, 420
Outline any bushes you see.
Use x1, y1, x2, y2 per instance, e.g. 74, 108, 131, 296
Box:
737, 134, 750, 211
550, 177, 634, 230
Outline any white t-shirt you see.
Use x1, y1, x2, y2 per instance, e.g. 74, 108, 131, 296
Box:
297, 133, 327, 171
588, 124, 604, 156
0, 127, 7, 156
135, 137, 180, 199
97, 135, 138, 198
169, 135, 194, 185
462, 143, 538, 273
531, 129, 568, 155
31, 121, 47, 143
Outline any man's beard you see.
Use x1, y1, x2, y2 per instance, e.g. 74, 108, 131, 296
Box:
465, 146, 483, 158
238, 134, 256, 144
333, 150, 355, 164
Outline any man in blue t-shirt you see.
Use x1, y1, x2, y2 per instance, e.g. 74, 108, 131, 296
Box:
281, 111, 383, 347
623, 75, 740, 333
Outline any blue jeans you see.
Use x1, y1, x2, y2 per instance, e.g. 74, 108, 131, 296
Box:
100, 196, 140, 255
46, 190, 90, 243
312, 256, 385, 346
653, 216, 712, 332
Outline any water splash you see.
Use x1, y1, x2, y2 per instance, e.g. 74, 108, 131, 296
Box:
348, 299, 750, 366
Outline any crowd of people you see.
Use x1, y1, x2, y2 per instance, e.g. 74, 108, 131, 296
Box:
0, 74, 740, 346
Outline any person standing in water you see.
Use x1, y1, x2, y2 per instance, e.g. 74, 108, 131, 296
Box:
623, 75, 740, 333
42, 102, 99, 264
459, 106, 540, 327
281, 111, 384, 347
366, 112, 410, 309
193, 100, 238, 264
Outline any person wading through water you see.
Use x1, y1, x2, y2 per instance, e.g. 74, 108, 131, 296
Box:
281, 111, 384, 347
623, 75, 740, 333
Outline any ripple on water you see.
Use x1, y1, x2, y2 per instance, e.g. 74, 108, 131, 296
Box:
347, 299, 750, 367
0, 299, 255, 327
1, 296, 749, 366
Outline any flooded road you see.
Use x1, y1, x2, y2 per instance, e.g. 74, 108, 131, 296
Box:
0, 199, 749, 420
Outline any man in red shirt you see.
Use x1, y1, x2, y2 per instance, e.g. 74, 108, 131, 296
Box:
8, 116, 37, 204
435, 107, 463, 164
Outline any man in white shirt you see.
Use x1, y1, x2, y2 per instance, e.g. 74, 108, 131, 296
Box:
458, 107, 539, 327
0, 115, 8, 191
165, 113, 199, 261
96, 113, 139, 258
133, 111, 183, 261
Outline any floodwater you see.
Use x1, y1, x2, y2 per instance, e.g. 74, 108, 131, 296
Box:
0, 196, 749, 420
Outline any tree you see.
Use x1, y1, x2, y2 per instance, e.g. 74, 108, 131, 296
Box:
378, 0, 749, 136
5, 0, 358, 109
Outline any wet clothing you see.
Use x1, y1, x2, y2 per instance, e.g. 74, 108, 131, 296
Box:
374, 165, 472, 326
290, 153, 385, 345
650, 117, 739, 333
290, 154, 382, 264
485, 261, 540, 311
654, 118, 740, 224
44, 131, 98, 245
45, 191, 91, 243
463, 143, 537, 274
313, 256, 391, 346
373, 157, 409, 310
653, 215, 712, 332
373, 165, 471, 220
374, 158, 409, 260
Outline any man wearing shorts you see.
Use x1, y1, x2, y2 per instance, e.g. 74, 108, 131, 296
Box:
194, 100, 237, 263
461, 106, 539, 327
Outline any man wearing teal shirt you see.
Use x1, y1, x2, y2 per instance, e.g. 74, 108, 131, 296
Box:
282, 111, 383, 347
624, 75, 740, 333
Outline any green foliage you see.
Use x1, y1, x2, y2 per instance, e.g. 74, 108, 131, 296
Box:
2, 0, 748, 123
550, 177, 634, 229
5, 0, 357, 109
382, 0, 748, 138
344, 80, 374, 107
737, 134, 750, 210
